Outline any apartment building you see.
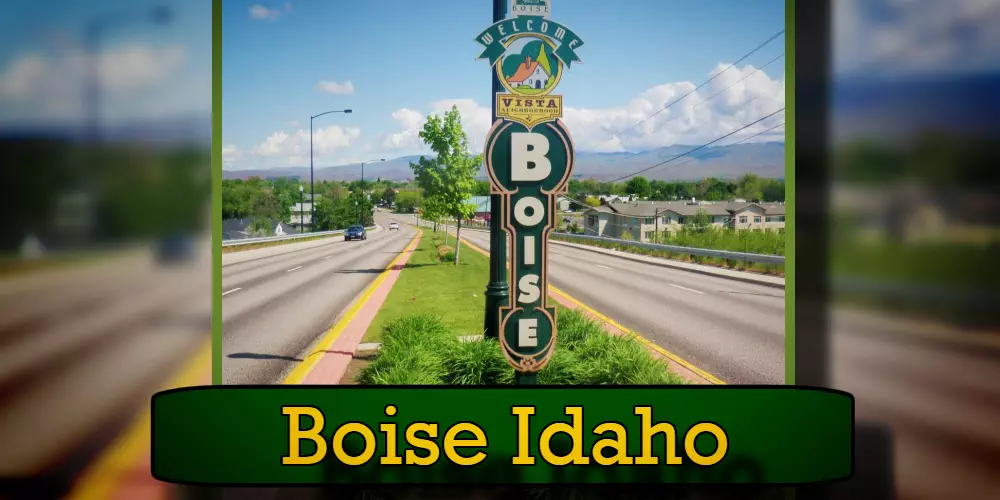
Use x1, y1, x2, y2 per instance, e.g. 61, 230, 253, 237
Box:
583, 199, 786, 242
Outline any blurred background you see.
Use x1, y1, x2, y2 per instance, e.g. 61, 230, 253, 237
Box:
0, 0, 211, 499
828, 0, 1000, 499
0, 0, 997, 499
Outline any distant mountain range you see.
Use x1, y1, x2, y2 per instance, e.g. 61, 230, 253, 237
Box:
223, 141, 785, 182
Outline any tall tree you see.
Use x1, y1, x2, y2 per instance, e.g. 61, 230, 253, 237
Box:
410, 105, 482, 264
625, 176, 651, 198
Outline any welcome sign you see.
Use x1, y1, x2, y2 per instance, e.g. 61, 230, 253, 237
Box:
476, 0, 583, 374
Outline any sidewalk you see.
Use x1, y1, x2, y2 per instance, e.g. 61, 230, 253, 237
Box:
283, 231, 421, 385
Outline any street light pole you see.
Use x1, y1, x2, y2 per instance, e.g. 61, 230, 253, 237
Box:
484, 0, 509, 340
299, 185, 304, 233
359, 159, 385, 224
309, 109, 353, 232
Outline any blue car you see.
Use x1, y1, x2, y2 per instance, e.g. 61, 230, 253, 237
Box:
344, 225, 367, 241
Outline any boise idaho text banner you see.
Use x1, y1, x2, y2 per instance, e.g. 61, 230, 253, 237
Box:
151, 386, 853, 485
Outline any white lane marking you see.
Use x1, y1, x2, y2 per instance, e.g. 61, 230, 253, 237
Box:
597, 264, 613, 270
669, 283, 704, 295
286, 266, 303, 272
222, 287, 242, 296
324, 255, 333, 259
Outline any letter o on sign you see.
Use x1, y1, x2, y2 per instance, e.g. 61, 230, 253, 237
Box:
513, 197, 545, 227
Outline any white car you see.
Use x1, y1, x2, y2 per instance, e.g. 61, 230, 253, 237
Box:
389, 222, 399, 230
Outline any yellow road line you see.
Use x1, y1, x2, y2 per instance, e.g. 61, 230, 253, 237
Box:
547, 286, 726, 385
282, 231, 421, 385
66, 339, 212, 500
446, 227, 725, 385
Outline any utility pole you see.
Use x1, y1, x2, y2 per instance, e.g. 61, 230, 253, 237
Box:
484, 0, 509, 340
298, 185, 304, 233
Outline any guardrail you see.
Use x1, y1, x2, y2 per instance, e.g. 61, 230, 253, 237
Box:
417, 220, 784, 264
553, 233, 785, 265
222, 225, 376, 247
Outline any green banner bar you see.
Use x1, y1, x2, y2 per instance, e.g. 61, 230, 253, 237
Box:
475, 17, 584, 68
152, 387, 852, 485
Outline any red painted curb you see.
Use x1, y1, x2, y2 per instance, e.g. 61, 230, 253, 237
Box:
302, 233, 421, 384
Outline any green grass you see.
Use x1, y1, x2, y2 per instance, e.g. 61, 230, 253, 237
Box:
358, 310, 686, 385
362, 228, 490, 342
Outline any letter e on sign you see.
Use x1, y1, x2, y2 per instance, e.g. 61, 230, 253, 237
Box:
511, 133, 551, 182
519, 317, 538, 348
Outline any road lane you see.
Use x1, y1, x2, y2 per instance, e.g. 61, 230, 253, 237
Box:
222, 218, 417, 384
0, 239, 210, 492
451, 226, 785, 384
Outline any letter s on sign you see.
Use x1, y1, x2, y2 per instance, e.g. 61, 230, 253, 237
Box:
518, 274, 541, 304
511, 133, 551, 182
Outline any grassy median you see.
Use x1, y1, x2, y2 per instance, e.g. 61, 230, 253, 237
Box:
357, 227, 685, 385
363, 228, 491, 342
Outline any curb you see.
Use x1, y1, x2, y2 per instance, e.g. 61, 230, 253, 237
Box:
430, 222, 784, 289
281, 231, 421, 385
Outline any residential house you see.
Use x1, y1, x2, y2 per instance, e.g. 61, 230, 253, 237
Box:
466, 195, 492, 221
556, 195, 574, 212
222, 218, 299, 240
582, 198, 785, 242
290, 194, 321, 227
507, 55, 550, 90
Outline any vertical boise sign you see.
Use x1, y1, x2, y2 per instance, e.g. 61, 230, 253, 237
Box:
475, 0, 583, 375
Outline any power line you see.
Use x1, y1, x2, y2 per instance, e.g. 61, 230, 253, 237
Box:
726, 121, 785, 146
606, 106, 786, 183
595, 29, 785, 149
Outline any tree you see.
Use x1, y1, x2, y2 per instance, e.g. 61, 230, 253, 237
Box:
735, 173, 764, 202
688, 208, 712, 232
473, 180, 491, 195
410, 105, 483, 264
395, 190, 422, 213
381, 187, 397, 207
583, 196, 601, 207
625, 176, 651, 198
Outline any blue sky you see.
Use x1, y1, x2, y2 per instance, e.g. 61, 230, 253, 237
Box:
222, 0, 787, 169
0, 0, 210, 126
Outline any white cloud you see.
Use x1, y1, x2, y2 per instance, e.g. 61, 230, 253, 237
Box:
833, 0, 1000, 78
380, 62, 785, 155
249, 125, 361, 166
0, 43, 190, 122
222, 144, 241, 168
317, 80, 354, 94
249, 4, 288, 20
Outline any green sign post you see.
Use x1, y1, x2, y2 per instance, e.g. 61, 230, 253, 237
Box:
476, 0, 583, 382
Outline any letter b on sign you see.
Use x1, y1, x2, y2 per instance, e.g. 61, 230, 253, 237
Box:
511, 133, 551, 182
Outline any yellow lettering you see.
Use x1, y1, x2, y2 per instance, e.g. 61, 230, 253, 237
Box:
404, 423, 440, 466
331, 423, 376, 466
443, 423, 488, 466
591, 422, 633, 465
684, 423, 729, 466
635, 406, 682, 465
512, 406, 536, 465
281, 406, 327, 465
539, 406, 590, 465
380, 405, 402, 465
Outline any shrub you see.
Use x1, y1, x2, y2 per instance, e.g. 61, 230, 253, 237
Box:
357, 310, 685, 386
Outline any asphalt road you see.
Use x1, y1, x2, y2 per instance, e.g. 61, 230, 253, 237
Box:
221, 216, 416, 384
449, 224, 786, 385
0, 239, 210, 496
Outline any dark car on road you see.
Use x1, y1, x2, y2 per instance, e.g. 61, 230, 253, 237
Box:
344, 225, 367, 241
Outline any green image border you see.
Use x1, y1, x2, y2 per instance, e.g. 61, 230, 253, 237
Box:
784, 0, 795, 385
210, 0, 796, 386
212, 0, 222, 384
